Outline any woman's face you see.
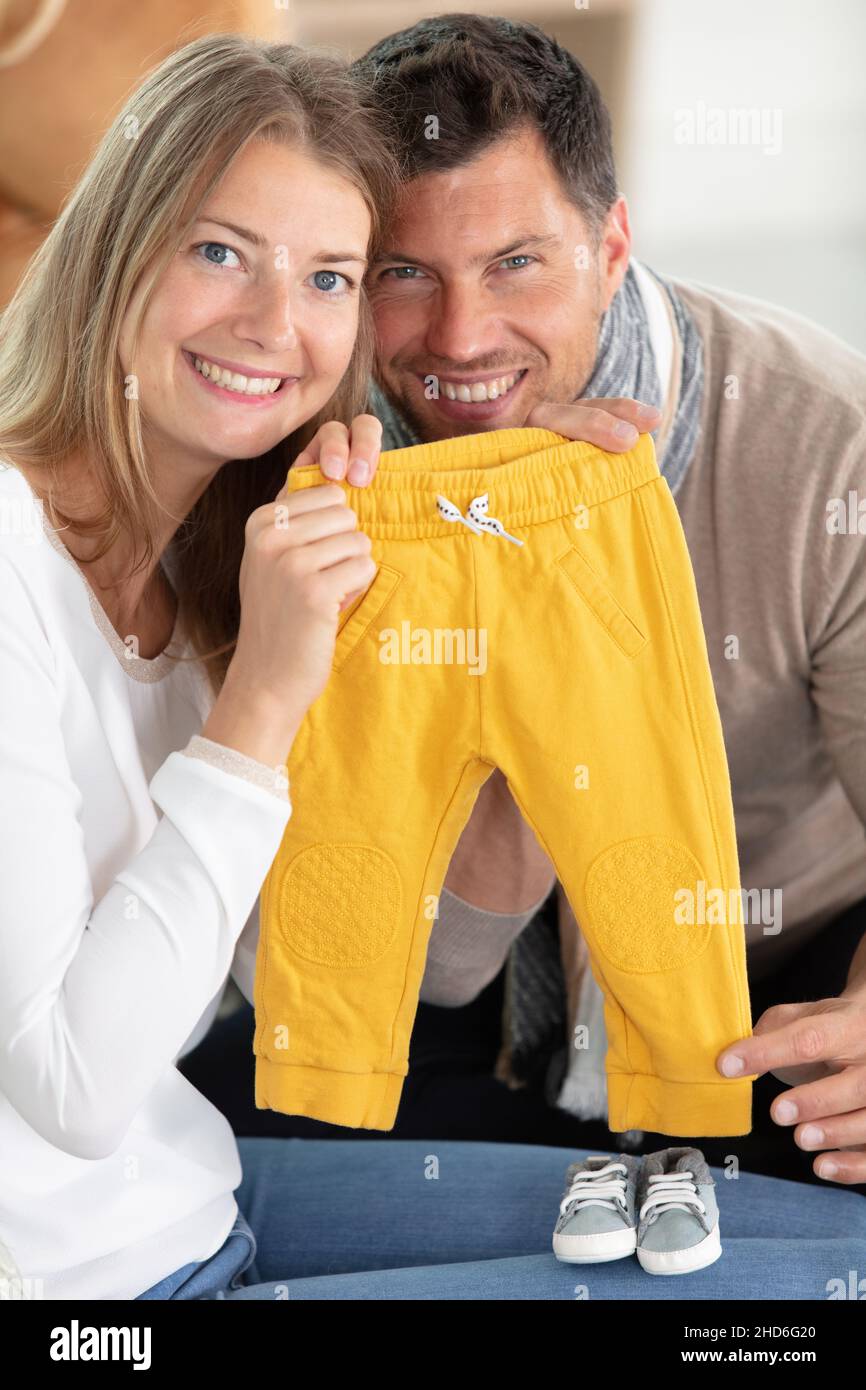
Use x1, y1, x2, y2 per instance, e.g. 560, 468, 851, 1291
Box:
119, 138, 371, 467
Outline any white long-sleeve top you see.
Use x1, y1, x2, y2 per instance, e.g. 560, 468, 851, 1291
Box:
0, 460, 293, 1300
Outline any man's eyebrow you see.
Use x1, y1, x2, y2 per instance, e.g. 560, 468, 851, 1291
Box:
373, 234, 560, 269
479, 234, 561, 264
372, 248, 432, 269
196, 217, 366, 264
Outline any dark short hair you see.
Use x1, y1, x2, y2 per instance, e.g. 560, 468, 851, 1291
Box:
353, 12, 619, 236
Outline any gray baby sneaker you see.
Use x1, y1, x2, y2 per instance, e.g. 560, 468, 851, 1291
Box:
552, 1153, 642, 1264
635, 1146, 722, 1275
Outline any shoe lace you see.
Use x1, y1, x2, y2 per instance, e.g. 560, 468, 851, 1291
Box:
559, 1160, 629, 1218
639, 1170, 707, 1225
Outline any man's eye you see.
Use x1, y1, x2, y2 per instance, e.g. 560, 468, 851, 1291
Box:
384, 266, 425, 280
195, 242, 241, 268
308, 270, 351, 294
500, 255, 533, 270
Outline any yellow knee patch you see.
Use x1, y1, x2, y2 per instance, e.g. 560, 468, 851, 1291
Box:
584, 837, 711, 972
279, 844, 401, 967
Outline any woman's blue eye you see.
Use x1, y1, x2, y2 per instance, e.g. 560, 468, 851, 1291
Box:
310, 269, 350, 294
196, 242, 241, 268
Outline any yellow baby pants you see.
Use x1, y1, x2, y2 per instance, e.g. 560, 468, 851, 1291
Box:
254, 427, 754, 1137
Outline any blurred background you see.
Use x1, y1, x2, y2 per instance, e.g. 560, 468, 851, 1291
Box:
1, 0, 864, 347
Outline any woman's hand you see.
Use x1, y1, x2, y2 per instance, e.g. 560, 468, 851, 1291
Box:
227, 476, 376, 730
293, 413, 384, 486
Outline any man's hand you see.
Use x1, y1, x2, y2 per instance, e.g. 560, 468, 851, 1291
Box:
526, 397, 662, 450
293, 414, 384, 486
717, 988, 866, 1184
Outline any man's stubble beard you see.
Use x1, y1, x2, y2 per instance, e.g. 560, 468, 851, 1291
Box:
373, 292, 606, 445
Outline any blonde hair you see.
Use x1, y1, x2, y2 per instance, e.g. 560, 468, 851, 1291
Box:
0, 33, 398, 694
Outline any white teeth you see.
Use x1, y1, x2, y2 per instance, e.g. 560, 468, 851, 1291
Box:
440, 371, 522, 402
192, 354, 282, 395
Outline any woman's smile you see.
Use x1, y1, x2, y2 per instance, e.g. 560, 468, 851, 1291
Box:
181, 348, 298, 408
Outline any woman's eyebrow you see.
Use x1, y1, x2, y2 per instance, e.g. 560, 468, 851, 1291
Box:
195, 217, 366, 266
314, 251, 368, 266
197, 216, 268, 247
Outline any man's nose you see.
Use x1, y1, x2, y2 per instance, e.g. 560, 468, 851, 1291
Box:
424, 283, 493, 364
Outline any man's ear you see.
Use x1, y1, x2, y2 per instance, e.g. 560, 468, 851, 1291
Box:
597, 195, 632, 313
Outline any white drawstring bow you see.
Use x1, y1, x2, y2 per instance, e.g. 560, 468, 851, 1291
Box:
436, 492, 523, 546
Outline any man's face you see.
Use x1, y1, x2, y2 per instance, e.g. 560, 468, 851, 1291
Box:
368, 124, 630, 442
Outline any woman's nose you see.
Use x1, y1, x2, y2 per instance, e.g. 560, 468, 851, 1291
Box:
234, 276, 299, 352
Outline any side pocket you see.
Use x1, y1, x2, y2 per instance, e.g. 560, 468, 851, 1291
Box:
555, 543, 648, 659
333, 562, 403, 672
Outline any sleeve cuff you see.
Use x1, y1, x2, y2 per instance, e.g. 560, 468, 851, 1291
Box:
182, 734, 290, 803
148, 750, 293, 921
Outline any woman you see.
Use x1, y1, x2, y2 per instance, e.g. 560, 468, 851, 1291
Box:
1, 33, 864, 1304
0, 30, 394, 1301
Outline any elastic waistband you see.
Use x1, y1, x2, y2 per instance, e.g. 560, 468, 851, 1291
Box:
286, 427, 661, 539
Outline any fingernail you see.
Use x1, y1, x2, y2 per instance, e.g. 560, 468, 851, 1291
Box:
799, 1125, 825, 1146
320, 456, 345, 480
817, 1161, 838, 1179
774, 1098, 798, 1123
347, 459, 370, 485
637, 402, 661, 418
719, 1053, 745, 1076
614, 421, 638, 442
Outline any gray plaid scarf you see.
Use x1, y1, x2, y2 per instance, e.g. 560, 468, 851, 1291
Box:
369, 258, 705, 1103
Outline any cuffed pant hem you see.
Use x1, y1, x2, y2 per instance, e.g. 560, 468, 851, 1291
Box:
607, 1071, 754, 1137
254, 1057, 405, 1130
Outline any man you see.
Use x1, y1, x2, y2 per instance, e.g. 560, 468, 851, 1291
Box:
181, 13, 866, 1192
336, 13, 866, 1192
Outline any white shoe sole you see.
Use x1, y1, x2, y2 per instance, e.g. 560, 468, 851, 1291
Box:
553, 1226, 638, 1263
636, 1222, 722, 1275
